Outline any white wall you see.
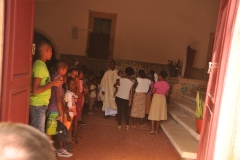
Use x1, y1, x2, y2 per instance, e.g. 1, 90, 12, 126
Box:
35, 0, 220, 68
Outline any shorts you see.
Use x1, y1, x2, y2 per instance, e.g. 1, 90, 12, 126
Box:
46, 111, 59, 135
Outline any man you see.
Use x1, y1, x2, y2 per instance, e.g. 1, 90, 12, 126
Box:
100, 60, 118, 117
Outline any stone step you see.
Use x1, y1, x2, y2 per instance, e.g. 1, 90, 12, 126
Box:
170, 98, 196, 118
161, 118, 198, 159
168, 103, 200, 140
182, 93, 206, 105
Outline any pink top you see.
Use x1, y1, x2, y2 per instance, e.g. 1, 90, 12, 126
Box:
154, 81, 170, 95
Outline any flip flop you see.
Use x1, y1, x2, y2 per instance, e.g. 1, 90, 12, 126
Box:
146, 131, 155, 134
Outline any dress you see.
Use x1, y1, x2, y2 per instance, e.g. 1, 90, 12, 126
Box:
148, 81, 170, 121
99, 69, 118, 115
131, 78, 151, 118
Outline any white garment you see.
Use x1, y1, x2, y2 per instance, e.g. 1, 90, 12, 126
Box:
135, 78, 151, 93
99, 69, 118, 114
154, 73, 158, 82
65, 90, 78, 109
89, 84, 96, 98
116, 78, 133, 100
104, 108, 117, 116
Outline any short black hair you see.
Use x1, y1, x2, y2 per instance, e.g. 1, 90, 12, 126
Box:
35, 40, 52, 57
67, 77, 75, 85
138, 70, 146, 78
125, 67, 134, 76
110, 60, 116, 65
55, 60, 68, 71
68, 67, 78, 73
159, 70, 168, 79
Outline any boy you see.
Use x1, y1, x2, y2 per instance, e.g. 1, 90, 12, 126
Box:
30, 40, 63, 133
45, 60, 73, 157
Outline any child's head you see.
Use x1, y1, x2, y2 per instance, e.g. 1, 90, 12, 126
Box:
78, 70, 84, 79
125, 67, 134, 76
138, 70, 146, 78
159, 70, 168, 80
117, 70, 123, 77
36, 40, 53, 61
68, 67, 78, 79
67, 77, 76, 91
55, 60, 68, 76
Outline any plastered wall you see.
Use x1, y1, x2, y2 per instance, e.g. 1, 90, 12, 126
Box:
35, 0, 220, 68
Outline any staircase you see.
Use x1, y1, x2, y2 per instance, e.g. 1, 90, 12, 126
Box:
161, 80, 207, 160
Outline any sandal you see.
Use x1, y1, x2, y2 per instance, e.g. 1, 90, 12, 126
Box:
126, 125, 130, 130
146, 131, 155, 134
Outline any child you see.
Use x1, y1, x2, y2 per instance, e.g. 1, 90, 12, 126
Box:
130, 70, 151, 127
113, 70, 123, 98
147, 70, 170, 134
114, 67, 134, 129
96, 76, 103, 109
68, 68, 80, 143
64, 77, 79, 144
88, 78, 97, 114
45, 60, 72, 157
143, 71, 155, 126
76, 70, 89, 125
30, 40, 63, 133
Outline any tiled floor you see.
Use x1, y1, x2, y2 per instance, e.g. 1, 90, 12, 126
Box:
58, 108, 181, 160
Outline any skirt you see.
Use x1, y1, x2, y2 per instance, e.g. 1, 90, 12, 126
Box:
148, 94, 167, 121
130, 92, 146, 118
46, 111, 59, 135
145, 94, 152, 114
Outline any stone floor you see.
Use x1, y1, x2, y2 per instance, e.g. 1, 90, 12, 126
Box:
58, 107, 181, 160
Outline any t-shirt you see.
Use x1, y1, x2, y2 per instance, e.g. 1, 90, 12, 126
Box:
30, 60, 51, 106
89, 84, 97, 98
48, 72, 62, 112
116, 78, 133, 100
135, 78, 151, 93
154, 81, 170, 95
65, 90, 77, 108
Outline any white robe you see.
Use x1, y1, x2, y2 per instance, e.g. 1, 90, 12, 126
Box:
99, 69, 118, 115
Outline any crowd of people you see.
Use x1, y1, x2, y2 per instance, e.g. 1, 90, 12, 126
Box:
28, 40, 170, 158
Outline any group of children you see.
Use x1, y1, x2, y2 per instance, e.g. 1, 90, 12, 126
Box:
30, 40, 103, 158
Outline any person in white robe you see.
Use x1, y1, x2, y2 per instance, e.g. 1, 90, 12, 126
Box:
99, 61, 118, 116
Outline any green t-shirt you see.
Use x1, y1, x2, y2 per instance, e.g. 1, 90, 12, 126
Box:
30, 60, 51, 106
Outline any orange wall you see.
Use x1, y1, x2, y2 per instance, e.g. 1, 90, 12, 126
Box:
35, 0, 220, 68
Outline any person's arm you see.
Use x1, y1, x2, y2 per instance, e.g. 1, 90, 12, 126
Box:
32, 77, 63, 95
151, 87, 157, 94
165, 90, 169, 96
55, 91, 63, 122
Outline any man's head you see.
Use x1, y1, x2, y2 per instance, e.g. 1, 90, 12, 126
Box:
36, 40, 52, 61
109, 60, 116, 70
0, 123, 55, 160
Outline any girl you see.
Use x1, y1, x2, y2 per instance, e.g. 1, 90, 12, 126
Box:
113, 70, 124, 98
147, 70, 170, 134
143, 71, 155, 126
130, 70, 151, 127
88, 78, 97, 114
114, 67, 134, 129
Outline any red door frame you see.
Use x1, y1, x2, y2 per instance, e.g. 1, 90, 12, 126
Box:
197, 0, 239, 159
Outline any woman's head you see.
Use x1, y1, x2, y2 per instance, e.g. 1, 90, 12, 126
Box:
138, 70, 146, 78
125, 67, 134, 76
147, 71, 154, 81
159, 70, 168, 79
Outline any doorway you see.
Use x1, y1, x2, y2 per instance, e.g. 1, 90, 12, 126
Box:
87, 11, 117, 60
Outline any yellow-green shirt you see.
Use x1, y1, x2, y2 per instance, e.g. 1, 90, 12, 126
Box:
30, 60, 51, 106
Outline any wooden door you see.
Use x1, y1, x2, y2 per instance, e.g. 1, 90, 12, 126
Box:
197, 0, 238, 159
0, 0, 34, 123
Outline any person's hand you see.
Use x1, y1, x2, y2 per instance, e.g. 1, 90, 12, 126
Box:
102, 91, 105, 95
51, 77, 63, 87
56, 115, 63, 122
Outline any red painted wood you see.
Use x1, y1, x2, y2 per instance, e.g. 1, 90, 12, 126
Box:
1, 0, 34, 123
197, 0, 239, 159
